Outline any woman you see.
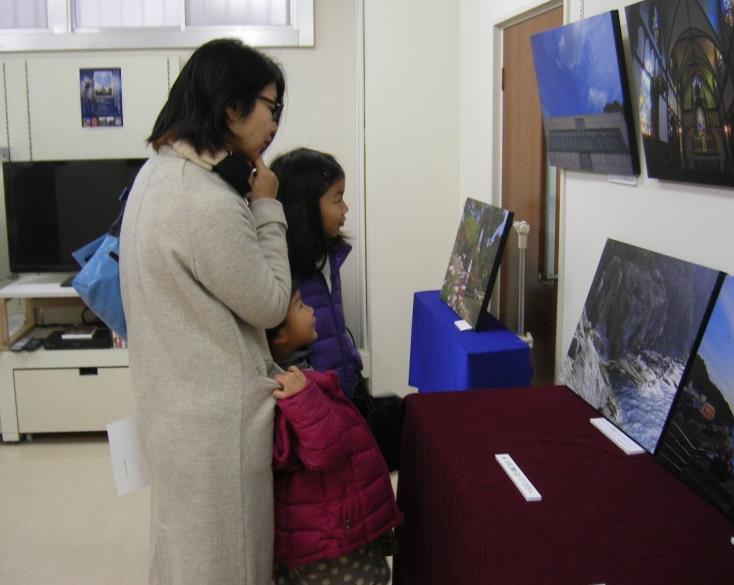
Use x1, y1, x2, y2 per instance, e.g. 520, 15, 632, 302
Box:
119, 39, 290, 585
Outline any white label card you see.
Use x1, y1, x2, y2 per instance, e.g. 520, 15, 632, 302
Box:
590, 418, 645, 455
107, 416, 150, 496
495, 453, 542, 502
608, 174, 637, 186
454, 319, 472, 331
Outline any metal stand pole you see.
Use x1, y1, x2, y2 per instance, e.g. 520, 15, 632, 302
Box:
512, 220, 533, 348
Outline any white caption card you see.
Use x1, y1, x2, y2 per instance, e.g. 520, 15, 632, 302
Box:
454, 319, 473, 331
590, 418, 645, 455
608, 174, 637, 186
495, 453, 542, 502
107, 416, 150, 496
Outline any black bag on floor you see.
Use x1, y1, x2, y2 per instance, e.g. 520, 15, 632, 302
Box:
352, 372, 404, 472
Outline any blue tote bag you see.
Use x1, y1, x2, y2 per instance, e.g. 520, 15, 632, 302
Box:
69, 152, 253, 341
71, 188, 128, 340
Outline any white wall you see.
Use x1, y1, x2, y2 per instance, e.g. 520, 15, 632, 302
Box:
459, 0, 500, 208
0, 1, 365, 344
1, 56, 175, 161
266, 0, 362, 346
0, 0, 462, 397
460, 0, 734, 381
0, 54, 175, 279
364, 0, 460, 395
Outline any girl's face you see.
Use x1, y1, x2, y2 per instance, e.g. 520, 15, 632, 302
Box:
319, 178, 348, 238
225, 82, 280, 162
283, 292, 317, 346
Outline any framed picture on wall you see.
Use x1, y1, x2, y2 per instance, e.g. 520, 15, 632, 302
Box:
80, 68, 123, 128
440, 198, 513, 330
625, 0, 734, 187
530, 11, 640, 176
657, 274, 734, 518
560, 239, 723, 453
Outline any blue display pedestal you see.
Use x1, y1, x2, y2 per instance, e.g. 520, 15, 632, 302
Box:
408, 290, 532, 392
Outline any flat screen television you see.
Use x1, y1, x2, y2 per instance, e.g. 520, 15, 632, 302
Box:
3, 158, 145, 273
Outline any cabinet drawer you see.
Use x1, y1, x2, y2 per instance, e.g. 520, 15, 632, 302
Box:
14, 367, 133, 433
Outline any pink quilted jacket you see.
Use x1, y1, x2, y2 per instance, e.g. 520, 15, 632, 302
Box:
273, 369, 401, 568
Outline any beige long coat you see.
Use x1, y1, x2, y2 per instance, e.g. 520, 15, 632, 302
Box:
119, 143, 290, 585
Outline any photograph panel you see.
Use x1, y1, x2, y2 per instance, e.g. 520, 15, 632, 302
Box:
657, 275, 734, 518
560, 239, 721, 452
440, 198, 513, 329
625, 0, 734, 187
531, 11, 640, 175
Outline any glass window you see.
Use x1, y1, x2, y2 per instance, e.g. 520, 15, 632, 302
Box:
723, 0, 734, 28
74, 0, 289, 29
640, 69, 652, 136
0, 0, 48, 29
74, 0, 181, 29
187, 0, 288, 27
0, 0, 311, 49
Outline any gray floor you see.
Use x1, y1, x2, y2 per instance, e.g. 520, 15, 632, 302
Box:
0, 433, 397, 584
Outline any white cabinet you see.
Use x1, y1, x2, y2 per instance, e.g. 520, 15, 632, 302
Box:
0, 274, 133, 442
14, 365, 133, 433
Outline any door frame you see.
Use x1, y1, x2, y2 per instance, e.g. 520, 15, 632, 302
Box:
492, 0, 566, 381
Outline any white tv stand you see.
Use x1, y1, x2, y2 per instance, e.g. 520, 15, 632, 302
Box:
0, 274, 133, 442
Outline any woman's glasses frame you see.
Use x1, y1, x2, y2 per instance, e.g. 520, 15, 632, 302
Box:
257, 95, 284, 124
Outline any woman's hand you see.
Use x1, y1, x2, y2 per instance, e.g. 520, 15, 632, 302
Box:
249, 156, 279, 200
273, 366, 308, 400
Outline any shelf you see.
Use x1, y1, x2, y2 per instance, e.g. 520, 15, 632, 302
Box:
0, 273, 79, 299
0, 347, 128, 369
0, 276, 131, 442
14, 366, 133, 433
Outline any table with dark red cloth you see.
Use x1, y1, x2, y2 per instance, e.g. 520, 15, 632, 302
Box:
408, 290, 532, 392
393, 386, 734, 585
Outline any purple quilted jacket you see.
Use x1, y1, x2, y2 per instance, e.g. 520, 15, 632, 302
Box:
296, 242, 363, 397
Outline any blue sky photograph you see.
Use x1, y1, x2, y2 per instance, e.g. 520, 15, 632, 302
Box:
531, 12, 625, 118
699, 275, 734, 405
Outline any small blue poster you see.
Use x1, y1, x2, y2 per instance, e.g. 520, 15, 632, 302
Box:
80, 68, 123, 128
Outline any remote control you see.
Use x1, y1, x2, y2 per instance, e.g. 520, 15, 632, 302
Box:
10, 337, 30, 352
22, 338, 44, 351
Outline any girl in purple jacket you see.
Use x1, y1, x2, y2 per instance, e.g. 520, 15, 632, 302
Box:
271, 148, 363, 398
268, 291, 400, 584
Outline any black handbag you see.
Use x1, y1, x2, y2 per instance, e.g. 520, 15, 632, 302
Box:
352, 371, 404, 472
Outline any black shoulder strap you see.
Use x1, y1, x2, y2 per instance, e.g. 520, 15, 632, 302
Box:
108, 186, 130, 238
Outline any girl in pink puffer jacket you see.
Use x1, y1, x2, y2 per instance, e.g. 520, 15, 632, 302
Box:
269, 291, 401, 584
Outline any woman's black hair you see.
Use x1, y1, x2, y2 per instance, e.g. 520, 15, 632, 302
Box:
271, 148, 346, 281
148, 38, 284, 154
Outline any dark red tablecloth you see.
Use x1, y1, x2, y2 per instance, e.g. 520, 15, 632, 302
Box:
394, 386, 734, 585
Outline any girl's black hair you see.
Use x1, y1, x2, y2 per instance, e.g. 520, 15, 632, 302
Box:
148, 38, 285, 154
265, 288, 298, 344
271, 148, 346, 281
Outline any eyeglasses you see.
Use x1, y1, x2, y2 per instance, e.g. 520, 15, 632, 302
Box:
257, 95, 284, 124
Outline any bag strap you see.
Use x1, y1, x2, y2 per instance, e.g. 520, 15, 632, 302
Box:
108, 186, 130, 238
346, 327, 374, 403
118, 185, 130, 204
